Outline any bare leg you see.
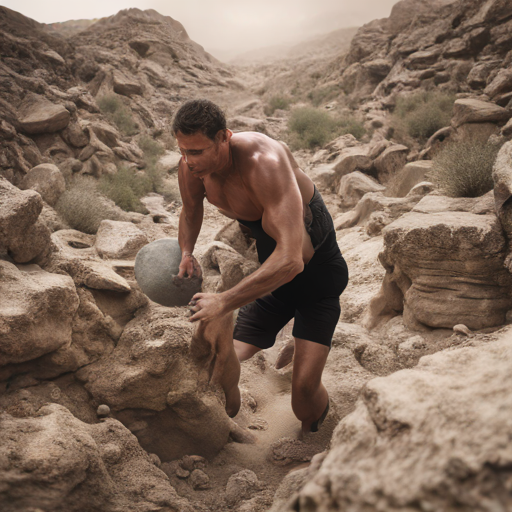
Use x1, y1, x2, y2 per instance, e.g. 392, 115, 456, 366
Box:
291, 338, 330, 434
234, 339, 262, 362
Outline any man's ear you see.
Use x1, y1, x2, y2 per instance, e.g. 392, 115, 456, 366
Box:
217, 129, 232, 143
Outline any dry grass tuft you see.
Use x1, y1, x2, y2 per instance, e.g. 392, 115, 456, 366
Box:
55, 176, 123, 234
429, 140, 503, 197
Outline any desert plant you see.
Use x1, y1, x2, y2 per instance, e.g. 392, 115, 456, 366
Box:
55, 176, 122, 234
428, 139, 503, 197
288, 107, 365, 150
392, 90, 455, 141
264, 95, 292, 116
97, 93, 138, 136
99, 166, 151, 213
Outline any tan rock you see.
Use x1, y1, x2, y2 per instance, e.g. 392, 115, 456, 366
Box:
229, 115, 267, 133
390, 160, 433, 197
0, 404, 195, 512
0, 261, 79, 366
452, 98, 511, 127
201, 242, 259, 293
338, 172, 386, 209
8, 219, 52, 264
332, 146, 372, 189
373, 144, 409, 183
291, 327, 512, 512
77, 305, 232, 461
484, 68, 512, 99
95, 220, 148, 259
47, 230, 132, 292
502, 118, 512, 138
18, 95, 70, 135
113, 70, 143, 96
381, 211, 512, 330
19, 163, 66, 206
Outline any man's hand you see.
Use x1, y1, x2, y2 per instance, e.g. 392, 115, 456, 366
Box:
178, 252, 202, 279
189, 292, 228, 323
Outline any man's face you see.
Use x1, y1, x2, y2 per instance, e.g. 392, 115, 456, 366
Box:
175, 130, 224, 178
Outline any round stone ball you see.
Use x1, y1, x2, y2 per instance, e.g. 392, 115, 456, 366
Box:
134, 238, 202, 307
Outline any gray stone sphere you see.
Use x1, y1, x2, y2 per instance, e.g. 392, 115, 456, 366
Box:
134, 238, 202, 307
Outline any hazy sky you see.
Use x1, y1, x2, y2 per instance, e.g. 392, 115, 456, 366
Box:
0, 0, 398, 57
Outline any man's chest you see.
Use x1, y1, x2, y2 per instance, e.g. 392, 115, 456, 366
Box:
202, 175, 262, 221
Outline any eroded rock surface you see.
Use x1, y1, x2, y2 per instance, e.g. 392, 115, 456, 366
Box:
288, 327, 512, 512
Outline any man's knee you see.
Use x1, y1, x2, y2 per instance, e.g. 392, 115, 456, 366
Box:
292, 378, 318, 400
234, 339, 261, 361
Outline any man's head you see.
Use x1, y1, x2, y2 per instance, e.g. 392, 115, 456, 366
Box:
172, 99, 226, 141
172, 99, 232, 178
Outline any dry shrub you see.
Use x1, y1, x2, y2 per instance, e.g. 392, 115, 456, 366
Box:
429, 140, 503, 197
264, 95, 292, 116
97, 93, 138, 136
392, 90, 455, 142
288, 107, 365, 150
99, 166, 151, 213
55, 176, 122, 234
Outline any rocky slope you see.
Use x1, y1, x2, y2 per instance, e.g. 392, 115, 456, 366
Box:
2, 1, 512, 511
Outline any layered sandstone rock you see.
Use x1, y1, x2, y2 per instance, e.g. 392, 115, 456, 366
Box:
76, 305, 232, 461
379, 209, 512, 330
0, 404, 195, 512
0, 261, 78, 366
287, 327, 512, 512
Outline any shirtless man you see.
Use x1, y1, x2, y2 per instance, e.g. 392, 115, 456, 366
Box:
173, 99, 348, 433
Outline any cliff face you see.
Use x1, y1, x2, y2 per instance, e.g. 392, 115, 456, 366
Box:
328, 0, 512, 102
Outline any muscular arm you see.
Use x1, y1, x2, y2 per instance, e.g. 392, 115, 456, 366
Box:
177, 159, 205, 277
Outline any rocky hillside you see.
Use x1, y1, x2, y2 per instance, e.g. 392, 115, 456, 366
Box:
2, 1, 512, 511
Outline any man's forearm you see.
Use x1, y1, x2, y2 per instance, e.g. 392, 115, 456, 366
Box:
178, 207, 203, 254
221, 250, 303, 312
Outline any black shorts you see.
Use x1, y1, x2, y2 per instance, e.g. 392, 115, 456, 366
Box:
233, 293, 342, 349
234, 187, 349, 349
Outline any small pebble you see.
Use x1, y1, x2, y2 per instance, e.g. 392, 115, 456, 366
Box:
97, 404, 111, 417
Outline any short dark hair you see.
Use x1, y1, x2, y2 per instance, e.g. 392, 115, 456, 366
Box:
172, 99, 226, 141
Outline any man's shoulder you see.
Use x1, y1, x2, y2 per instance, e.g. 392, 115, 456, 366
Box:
231, 132, 287, 162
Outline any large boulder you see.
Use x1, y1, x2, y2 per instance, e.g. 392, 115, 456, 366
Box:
77, 305, 232, 461
17, 95, 70, 135
288, 327, 512, 512
331, 146, 372, 190
379, 210, 512, 330
19, 163, 66, 206
338, 171, 386, 209
373, 144, 409, 183
0, 404, 195, 512
95, 220, 148, 259
484, 68, 512, 99
390, 160, 433, 197
451, 98, 512, 127
0, 261, 79, 367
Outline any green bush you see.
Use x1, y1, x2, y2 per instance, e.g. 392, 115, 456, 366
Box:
288, 107, 365, 150
264, 95, 292, 116
97, 93, 138, 136
99, 166, 151, 213
55, 176, 122, 234
428, 140, 502, 197
393, 90, 455, 141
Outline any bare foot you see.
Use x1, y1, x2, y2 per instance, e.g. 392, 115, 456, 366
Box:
308, 399, 329, 433
275, 338, 295, 369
